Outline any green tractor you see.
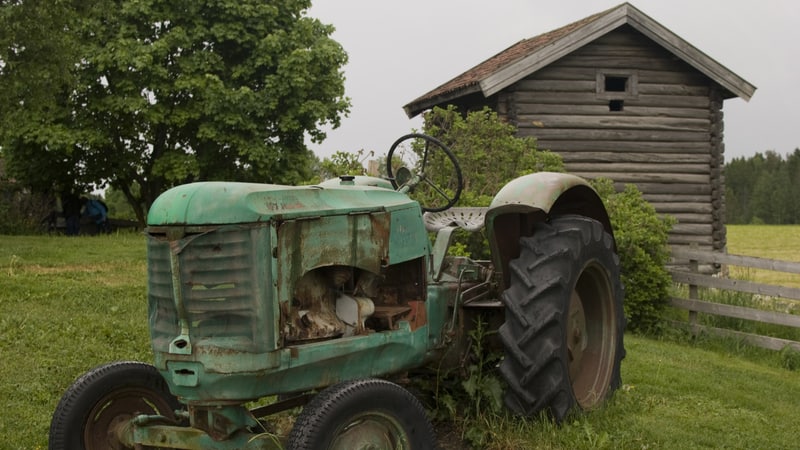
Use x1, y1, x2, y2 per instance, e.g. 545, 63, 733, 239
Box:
50, 134, 625, 449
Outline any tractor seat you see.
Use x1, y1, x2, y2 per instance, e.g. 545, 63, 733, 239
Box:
422, 207, 487, 233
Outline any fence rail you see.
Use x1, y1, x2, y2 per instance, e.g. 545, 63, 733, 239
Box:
668, 247, 800, 352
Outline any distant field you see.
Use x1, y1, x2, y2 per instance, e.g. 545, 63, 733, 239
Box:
726, 225, 800, 261
725, 224, 800, 288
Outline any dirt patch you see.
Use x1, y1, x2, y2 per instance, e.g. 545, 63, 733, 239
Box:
435, 421, 470, 450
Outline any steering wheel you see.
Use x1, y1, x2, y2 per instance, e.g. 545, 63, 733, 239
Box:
386, 133, 463, 212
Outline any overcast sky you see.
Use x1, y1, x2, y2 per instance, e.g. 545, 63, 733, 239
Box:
305, 0, 799, 163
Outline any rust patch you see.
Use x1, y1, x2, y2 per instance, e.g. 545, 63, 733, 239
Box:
406, 300, 428, 331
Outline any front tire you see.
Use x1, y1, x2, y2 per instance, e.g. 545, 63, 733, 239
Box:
49, 361, 181, 450
499, 215, 625, 421
287, 378, 437, 450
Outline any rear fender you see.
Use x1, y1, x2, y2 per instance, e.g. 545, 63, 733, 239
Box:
485, 172, 615, 291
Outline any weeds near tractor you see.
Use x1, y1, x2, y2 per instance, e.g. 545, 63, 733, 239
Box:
412, 316, 506, 448
451, 318, 505, 447
3, 232, 800, 449
460, 319, 504, 416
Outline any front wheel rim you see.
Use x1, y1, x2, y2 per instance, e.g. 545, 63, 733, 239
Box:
330, 411, 410, 450
83, 387, 175, 449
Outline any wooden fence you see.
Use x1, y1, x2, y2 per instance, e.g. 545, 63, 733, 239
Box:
668, 247, 800, 352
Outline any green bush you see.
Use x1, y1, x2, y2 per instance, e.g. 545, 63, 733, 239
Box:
421, 106, 563, 258
0, 182, 51, 234
592, 179, 675, 332
422, 105, 564, 207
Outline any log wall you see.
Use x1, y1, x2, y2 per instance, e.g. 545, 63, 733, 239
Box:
501, 25, 725, 251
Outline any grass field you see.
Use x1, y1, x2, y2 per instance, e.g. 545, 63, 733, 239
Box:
1, 227, 799, 449
0, 234, 152, 448
726, 225, 800, 288
726, 225, 800, 262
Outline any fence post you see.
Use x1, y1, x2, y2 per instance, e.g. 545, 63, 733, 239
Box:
688, 245, 699, 335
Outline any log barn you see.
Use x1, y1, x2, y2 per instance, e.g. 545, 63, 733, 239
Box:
404, 2, 756, 252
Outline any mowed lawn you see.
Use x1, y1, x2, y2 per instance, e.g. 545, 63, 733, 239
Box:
1, 227, 799, 449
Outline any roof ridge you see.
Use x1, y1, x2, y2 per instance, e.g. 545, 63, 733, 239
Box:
403, 3, 628, 114
404, 2, 754, 118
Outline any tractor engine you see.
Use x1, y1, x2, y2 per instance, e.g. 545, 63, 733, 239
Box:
288, 265, 418, 341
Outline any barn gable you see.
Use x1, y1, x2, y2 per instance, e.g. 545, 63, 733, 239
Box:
404, 3, 754, 117
404, 2, 756, 252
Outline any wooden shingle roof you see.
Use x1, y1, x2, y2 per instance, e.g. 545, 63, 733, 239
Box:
404, 2, 756, 118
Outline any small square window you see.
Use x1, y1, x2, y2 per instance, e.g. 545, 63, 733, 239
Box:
597, 71, 638, 100
605, 76, 628, 92
609, 100, 624, 111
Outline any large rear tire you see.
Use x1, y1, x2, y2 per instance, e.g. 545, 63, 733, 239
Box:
499, 215, 625, 422
49, 361, 182, 450
287, 378, 437, 450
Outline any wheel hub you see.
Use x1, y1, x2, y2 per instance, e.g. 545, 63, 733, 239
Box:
569, 263, 618, 410
567, 290, 588, 381
84, 387, 175, 450
330, 413, 409, 450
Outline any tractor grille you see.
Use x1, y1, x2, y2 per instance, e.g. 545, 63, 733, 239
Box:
147, 226, 269, 353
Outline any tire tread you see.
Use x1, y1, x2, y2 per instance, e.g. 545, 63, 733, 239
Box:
499, 215, 625, 421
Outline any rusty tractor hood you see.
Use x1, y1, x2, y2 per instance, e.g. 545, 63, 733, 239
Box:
147, 180, 417, 225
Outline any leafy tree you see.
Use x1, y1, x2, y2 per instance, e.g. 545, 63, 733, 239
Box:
751, 151, 791, 224
0, 0, 350, 224
788, 149, 800, 224
0, 0, 87, 195
724, 157, 755, 224
104, 185, 138, 222
392, 106, 563, 257
306, 149, 373, 185
725, 149, 800, 224
421, 105, 563, 206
